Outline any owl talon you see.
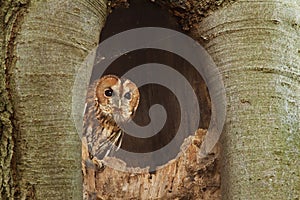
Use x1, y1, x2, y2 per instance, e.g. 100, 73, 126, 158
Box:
97, 163, 105, 172
92, 157, 105, 172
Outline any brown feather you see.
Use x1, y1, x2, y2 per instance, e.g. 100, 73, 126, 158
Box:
83, 75, 139, 162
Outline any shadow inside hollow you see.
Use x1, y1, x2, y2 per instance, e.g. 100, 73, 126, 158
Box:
89, 0, 211, 169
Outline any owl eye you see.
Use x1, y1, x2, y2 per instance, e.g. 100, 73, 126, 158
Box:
104, 88, 113, 97
124, 92, 131, 100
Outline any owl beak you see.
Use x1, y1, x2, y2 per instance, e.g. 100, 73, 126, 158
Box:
113, 107, 122, 113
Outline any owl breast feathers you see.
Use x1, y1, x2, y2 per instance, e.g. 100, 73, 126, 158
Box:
83, 75, 140, 161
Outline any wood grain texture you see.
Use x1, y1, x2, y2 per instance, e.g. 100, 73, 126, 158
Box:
82, 129, 221, 199
194, 1, 300, 199
3, 0, 107, 199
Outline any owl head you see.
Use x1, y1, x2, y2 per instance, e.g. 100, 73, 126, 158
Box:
94, 75, 140, 124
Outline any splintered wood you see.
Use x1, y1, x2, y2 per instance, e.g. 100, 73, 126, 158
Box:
82, 129, 220, 199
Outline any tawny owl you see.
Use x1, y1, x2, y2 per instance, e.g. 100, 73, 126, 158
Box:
83, 75, 140, 167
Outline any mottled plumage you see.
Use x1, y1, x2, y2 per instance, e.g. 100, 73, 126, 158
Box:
83, 75, 140, 164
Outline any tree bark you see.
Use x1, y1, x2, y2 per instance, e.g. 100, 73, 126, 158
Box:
1, 0, 299, 199
82, 1, 222, 199
0, 0, 107, 199
83, 129, 221, 199
96, 0, 299, 199
193, 1, 300, 199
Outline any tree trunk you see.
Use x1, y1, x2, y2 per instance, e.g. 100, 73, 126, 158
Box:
82, 0, 299, 199
192, 1, 300, 199
0, 0, 106, 199
82, 0, 222, 199
1, 0, 299, 199
82, 129, 221, 199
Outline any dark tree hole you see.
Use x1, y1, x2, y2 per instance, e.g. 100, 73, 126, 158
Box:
91, 0, 211, 170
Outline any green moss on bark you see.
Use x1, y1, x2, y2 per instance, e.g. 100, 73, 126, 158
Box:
153, 0, 237, 31
1, 0, 107, 199
195, 1, 300, 199
1, 0, 30, 199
